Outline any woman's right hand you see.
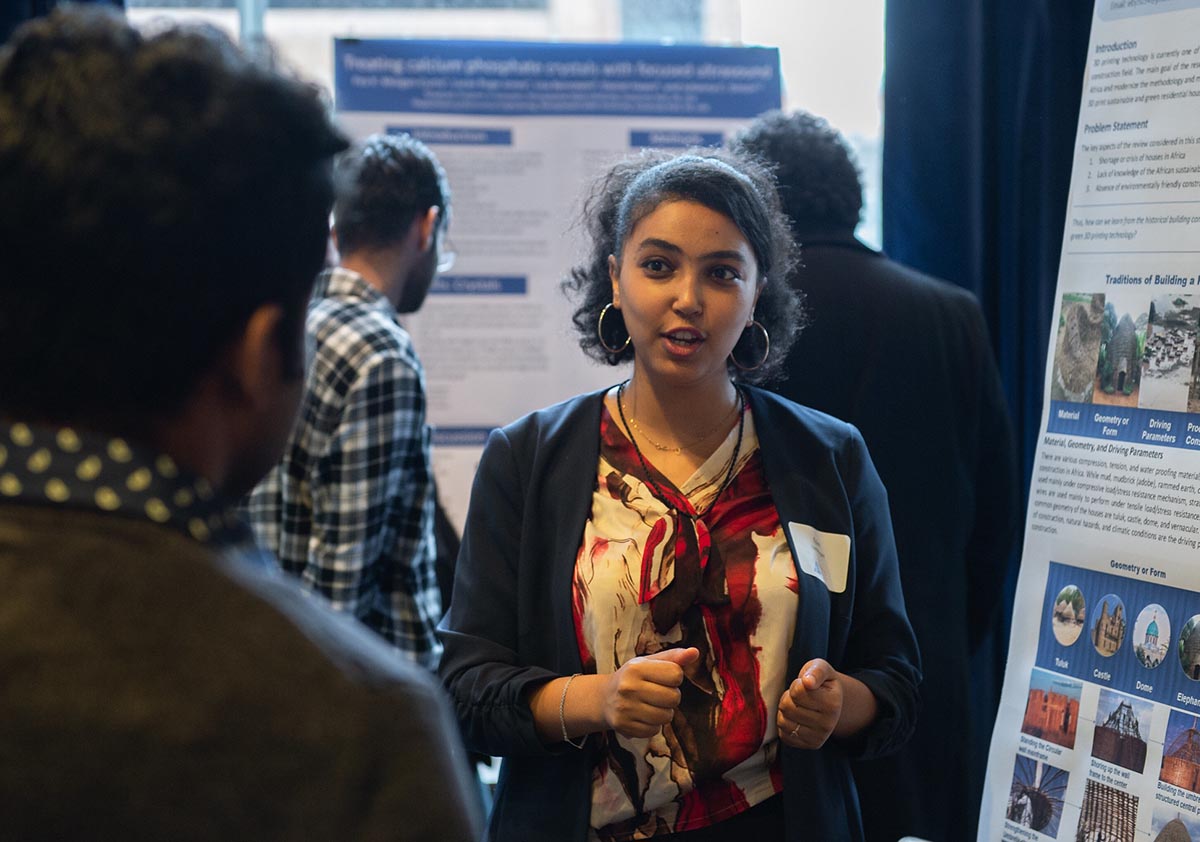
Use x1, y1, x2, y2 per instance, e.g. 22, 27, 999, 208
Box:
600, 647, 700, 738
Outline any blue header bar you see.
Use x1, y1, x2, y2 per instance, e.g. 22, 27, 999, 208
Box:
430, 275, 527, 295
1047, 400, 1200, 452
1037, 562, 1200, 711
630, 129, 724, 148
336, 39, 781, 118
388, 125, 513, 145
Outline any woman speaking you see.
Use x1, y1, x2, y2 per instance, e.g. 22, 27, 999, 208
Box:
438, 149, 921, 842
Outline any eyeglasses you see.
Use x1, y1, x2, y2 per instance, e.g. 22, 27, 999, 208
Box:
436, 232, 456, 273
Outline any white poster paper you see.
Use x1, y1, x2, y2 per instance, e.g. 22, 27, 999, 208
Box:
334, 39, 781, 527
981, 3, 1200, 840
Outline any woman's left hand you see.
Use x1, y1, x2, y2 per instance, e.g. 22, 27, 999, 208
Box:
776, 658, 843, 749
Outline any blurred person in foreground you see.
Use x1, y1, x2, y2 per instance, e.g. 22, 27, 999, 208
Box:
246, 133, 450, 668
0, 7, 482, 839
734, 110, 1020, 842
439, 148, 920, 841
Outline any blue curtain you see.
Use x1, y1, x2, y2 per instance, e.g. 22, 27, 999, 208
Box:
882, 0, 1094, 812
883, 4, 1094, 620
884, 1, 1094, 487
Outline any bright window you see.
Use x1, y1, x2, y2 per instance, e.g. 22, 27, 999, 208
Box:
127, 0, 885, 245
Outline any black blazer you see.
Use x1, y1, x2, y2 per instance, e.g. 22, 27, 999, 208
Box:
438, 385, 921, 842
774, 234, 1020, 842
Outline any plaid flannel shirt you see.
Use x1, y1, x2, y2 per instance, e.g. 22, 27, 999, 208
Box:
246, 268, 442, 668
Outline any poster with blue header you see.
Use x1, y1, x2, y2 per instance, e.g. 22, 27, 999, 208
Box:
980, 2, 1200, 840
334, 39, 781, 526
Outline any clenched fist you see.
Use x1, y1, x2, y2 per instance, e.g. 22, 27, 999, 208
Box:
601, 647, 700, 739
777, 658, 843, 749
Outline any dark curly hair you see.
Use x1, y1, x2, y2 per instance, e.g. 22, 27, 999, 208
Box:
563, 148, 802, 385
0, 5, 346, 426
333, 132, 450, 255
730, 110, 863, 235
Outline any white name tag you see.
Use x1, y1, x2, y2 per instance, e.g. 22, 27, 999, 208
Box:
786, 522, 851, 594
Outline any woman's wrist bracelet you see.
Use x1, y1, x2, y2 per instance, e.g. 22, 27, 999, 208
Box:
559, 673, 588, 750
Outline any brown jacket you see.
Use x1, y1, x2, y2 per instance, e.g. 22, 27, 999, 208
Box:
0, 503, 482, 841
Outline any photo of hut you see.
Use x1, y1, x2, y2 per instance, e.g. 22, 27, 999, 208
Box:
1053, 584, 1088, 646
1161, 710, 1200, 794
1091, 688, 1152, 773
1092, 593, 1127, 658
1135, 604, 1171, 670
1094, 295, 1148, 408
1076, 778, 1138, 842
1190, 333, 1200, 414
1052, 292, 1105, 403
1179, 615, 1200, 682
1007, 755, 1068, 838
1151, 806, 1200, 842
1022, 668, 1084, 749
1140, 295, 1200, 412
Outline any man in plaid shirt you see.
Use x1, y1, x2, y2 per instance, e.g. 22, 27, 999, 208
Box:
247, 133, 451, 668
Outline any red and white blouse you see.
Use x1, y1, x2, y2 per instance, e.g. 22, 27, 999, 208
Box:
573, 395, 799, 840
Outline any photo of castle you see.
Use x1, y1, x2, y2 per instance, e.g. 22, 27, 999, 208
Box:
1135, 604, 1171, 670
1091, 689, 1152, 774
1052, 584, 1087, 646
1022, 668, 1084, 750
1092, 593, 1127, 658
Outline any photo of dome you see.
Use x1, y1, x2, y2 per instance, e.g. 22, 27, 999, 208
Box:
1134, 604, 1171, 670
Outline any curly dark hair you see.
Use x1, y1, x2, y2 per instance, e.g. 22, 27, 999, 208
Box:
730, 110, 863, 235
333, 132, 451, 255
0, 5, 347, 426
563, 148, 803, 385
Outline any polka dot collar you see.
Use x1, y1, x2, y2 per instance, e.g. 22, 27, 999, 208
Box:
0, 421, 253, 547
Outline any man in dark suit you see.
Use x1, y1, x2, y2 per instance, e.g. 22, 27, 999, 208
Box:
0, 8, 482, 838
734, 111, 1020, 842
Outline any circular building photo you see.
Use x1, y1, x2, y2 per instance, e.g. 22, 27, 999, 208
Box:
1180, 615, 1200, 682
1135, 604, 1172, 670
1051, 585, 1087, 646
1091, 594, 1127, 658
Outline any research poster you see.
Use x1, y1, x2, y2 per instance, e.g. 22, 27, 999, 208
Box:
981, 2, 1200, 840
333, 39, 781, 526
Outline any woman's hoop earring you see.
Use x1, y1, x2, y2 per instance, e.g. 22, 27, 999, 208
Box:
597, 303, 631, 354
729, 320, 770, 371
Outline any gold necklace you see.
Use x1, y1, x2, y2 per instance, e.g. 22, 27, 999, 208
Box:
619, 386, 739, 454
617, 381, 746, 521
